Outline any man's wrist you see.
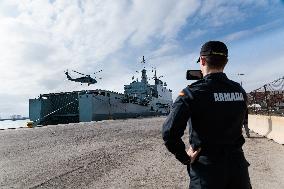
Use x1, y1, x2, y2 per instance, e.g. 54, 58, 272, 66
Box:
175, 151, 191, 165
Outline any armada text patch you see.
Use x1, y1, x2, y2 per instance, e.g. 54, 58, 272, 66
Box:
214, 92, 244, 102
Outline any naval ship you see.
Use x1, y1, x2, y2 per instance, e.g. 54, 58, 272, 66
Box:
29, 59, 173, 125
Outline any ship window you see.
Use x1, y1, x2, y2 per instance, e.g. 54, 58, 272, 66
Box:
93, 92, 99, 95
101, 92, 105, 96
107, 93, 110, 97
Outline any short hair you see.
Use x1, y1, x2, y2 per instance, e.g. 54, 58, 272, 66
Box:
205, 55, 228, 69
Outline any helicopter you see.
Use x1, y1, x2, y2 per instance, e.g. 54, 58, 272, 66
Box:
65, 69, 102, 86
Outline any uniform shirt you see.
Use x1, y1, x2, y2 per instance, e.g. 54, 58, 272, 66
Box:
162, 72, 247, 164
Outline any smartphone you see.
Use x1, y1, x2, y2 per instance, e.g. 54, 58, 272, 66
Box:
186, 70, 203, 80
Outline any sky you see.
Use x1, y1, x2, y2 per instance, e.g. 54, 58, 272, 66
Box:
0, 0, 284, 118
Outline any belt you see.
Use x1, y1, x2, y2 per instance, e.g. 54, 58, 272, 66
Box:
199, 147, 243, 156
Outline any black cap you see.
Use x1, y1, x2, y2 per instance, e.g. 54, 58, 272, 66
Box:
197, 41, 228, 63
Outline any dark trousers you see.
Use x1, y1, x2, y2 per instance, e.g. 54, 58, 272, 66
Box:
188, 150, 251, 189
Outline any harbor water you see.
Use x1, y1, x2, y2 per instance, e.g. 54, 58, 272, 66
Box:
0, 119, 30, 130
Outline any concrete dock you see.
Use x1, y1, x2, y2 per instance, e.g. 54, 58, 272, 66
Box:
1, 117, 284, 189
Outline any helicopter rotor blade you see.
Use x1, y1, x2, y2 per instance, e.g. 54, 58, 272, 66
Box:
72, 70, 85, 76
94, 69, 103, 74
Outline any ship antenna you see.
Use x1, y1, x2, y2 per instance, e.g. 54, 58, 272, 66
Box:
141, 56, 146, 69
141, 56, 146, 64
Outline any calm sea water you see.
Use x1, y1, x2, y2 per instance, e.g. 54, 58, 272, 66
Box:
0, 119, 30, 129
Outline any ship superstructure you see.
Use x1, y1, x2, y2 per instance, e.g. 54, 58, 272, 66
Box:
29, 60, 173, 125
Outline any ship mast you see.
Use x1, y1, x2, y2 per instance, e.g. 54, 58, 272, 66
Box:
141, 56, 148, 84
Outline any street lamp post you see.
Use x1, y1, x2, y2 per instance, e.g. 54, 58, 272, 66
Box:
237, 73, 245, 86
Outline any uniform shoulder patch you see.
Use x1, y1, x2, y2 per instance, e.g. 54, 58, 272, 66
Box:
178, 87, 194, 100
179, 91, 185, 96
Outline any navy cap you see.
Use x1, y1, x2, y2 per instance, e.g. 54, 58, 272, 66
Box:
197, 41, 228, 63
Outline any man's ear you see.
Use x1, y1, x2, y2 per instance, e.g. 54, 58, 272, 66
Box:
200, 56, 206, 66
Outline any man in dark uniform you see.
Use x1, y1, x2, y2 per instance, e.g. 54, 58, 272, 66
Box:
162, 41, 251, 189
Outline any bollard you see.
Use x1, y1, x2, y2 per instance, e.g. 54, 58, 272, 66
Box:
27, 121, 34, 128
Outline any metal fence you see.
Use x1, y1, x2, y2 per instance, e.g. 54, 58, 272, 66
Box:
248, 76, 284, 116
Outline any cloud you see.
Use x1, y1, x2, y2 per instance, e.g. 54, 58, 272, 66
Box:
243, 56, 284, 92
149, 42, 180, 59
0, 0, 283, 118
223, 19, 283, 42
127, 0, 200, 45
0, 0, 200, 117
195, 0, 272, 28
185, 29, 207, 41
197, 1, 246, 27
225, 27, 284, 92
0, 1, 20, 18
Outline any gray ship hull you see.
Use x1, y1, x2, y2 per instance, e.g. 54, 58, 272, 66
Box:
79, 92, 167, 122
29, 90, 170, 125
